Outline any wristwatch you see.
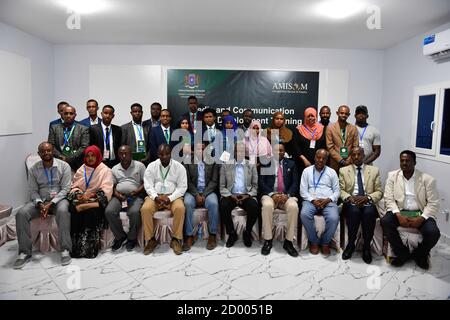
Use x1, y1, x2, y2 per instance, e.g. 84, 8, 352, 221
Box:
367, 195, 373, 203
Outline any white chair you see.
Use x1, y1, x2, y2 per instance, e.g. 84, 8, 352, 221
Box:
224, 207, 259, 241
299, 215, 341, 252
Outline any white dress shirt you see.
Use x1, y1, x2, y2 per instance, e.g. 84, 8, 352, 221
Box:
144, 159, 187, 202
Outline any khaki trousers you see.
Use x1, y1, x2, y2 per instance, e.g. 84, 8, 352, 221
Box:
261, 195, 298, 241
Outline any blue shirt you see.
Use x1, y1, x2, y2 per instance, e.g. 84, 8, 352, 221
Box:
300, 165, 340, 202
232, 163, 246, 194
197, 161, 206, 193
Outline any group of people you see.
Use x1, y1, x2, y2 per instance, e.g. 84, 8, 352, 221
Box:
13, 96, 441, 272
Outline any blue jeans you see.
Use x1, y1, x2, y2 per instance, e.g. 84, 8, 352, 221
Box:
184, 192, 219, 236
300, 200, 339, 245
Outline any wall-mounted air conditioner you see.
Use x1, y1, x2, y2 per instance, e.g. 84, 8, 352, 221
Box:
423, 28, 450, 62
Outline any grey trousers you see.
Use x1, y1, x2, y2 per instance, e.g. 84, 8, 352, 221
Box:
104, 196, 143, 241
16, 200, 72, 255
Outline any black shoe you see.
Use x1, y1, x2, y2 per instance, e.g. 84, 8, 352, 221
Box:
342, 245, 355, 260
226, 233, 238, 248
126, 239, 136, 252
390, 254, 410, 267
283, 240, 299, 257
111, 236, 127, 251
412, 250, 430, 270
362, 248, 372, 264
261, 240, 272, 255
243, 230, 252, 247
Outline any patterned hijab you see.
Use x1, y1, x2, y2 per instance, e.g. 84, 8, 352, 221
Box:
297, 107, 324, 141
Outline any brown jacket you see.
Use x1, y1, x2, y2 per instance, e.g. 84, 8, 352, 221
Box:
326, 122, 359, 172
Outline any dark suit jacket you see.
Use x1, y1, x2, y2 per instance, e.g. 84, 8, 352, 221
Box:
89, 123, 122, 168
79, 117, 102, 127
142, 118, 160, 129
259, 158, 299, 198
184, 162, 219, 197
48, 123, 90, 171
148, 125, 176, 162
121, 121, 150, 154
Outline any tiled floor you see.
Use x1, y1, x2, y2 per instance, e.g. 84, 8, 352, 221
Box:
0, 239, 449, 300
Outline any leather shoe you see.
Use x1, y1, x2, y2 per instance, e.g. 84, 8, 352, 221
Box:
111, 236, 127, 252
182, 236, 194, 252
226, 233, 238, 248
342, 245, 355, 260
143, 238, 158, 255
283, 240, 298, 257
362, 248, 372, 264
126, 239, 136, 252
261, 240, 272, 255
390, 254, 410, 267
206, 234, 217, 250
412, 250, 430, 270
243, 230, 252, 247
321, 244, 331, 256
170, 238, 183, 255
309, 243, 319, 255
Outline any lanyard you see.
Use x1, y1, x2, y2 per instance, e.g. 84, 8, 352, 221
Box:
84, 166, 96, 189
313, 167, 326, 191
63, 125, 75, 145
103, 126, 111, 146
340, 127, 347, 144
134, 122, 143, 140
304, 125, 317, 139
43, 165, 53, 189
160, 164, 171, 182
359, 126, 367, 142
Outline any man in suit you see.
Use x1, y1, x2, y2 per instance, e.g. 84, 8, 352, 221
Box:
183, 142, 219, 251
48, 105, 89, 171
49, 101, 69, 129
381, 150, 440, 269
121, 103, 150, 163
220, 142, 259, 248
143, 102, 162, 128
326, 105, 359, 172
148, 109, 175, 162
259, 143, 299, 257
79, 99, 102, 127
89, 105, 122, 168
339, 147, 383, 264
181, 96, 203, 134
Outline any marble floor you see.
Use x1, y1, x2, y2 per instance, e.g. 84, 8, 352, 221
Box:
0, 239, 449, 300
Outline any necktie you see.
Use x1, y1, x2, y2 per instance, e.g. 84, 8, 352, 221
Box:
191, 114, 195, 129
277, 162, 284, 193
357, 166, 365, 196
105, 127, 111, 151
164, 129, 169, 143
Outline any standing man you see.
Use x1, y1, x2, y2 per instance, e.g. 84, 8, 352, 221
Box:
49, 101, 69, 129
121, 103, 150, 162
259, 144, 299, 257
79, 99, 102, 127
183, 142, 219, 251
354, 105, 381, 165
300, 149, 340, 256
105, 145, 146, 252
141, 144, 187, 255
326, 105, 359, 172
239, 109, 254, 136
181, 96, 203, 133
14, 142, 72, 269
148, 109, 175, 162
220, 142, 259, 248
319, 106, 331, 127
89, 105, 122, 168
381, 150, 440, 269
48, 105, 89, 171
339, 147, 383, 264
143, 102, 162, 128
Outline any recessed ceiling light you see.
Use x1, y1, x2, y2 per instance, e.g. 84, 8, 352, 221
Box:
58, 0, 109, 14
316, 0, 366, 19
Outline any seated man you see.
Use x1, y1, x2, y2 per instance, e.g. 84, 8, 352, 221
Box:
183, 142, 219, 251
220, 142, 259, 248
105, 145, 146, 252
141, 144, 187, 255
300, 149, 340, 256
259, 144, 299, 257
48, 105, 89, 171
381, 150, 440, 269
14, 142, 72, 269
339, 147, 383, 264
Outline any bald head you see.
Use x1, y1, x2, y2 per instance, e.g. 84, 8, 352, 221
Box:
314, 148, 329, 171
158, 143, 172, 167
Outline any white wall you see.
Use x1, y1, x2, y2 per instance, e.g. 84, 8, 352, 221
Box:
380, 22, 450, 237
0, 22, 54, 209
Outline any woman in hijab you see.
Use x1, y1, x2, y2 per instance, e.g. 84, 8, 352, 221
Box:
292, 107, 326, 176
245, 119, 273, 167
68, 145, 113, 258
267, 112, 293, 155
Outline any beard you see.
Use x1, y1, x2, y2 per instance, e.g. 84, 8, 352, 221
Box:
320, 118, 330, 126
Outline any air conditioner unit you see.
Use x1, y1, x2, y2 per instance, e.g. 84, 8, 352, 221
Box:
423, 28, 450, 62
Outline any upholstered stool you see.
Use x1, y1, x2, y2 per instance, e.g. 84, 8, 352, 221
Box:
0, 204, 12, 220
299, 215, 341, 251
30, 216, 59, 252
340, 218, 384, 256
383, 227, 423, 260
153, 210, 174, 244
225, 207, 259, 241
262, 209, 296, 242
0, 215, 16, 247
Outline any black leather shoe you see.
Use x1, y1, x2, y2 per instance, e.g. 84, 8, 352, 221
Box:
261, 240, 272, 255
283, 240, 298, 257
362, 248, 372, 264
390, 254, 410, 267
243, 230, 252, 247
226, 233, 238, 248
111, 237, 127, 251
342, 245, 355, 260
412, 250, 430, 270
126, 239, 136, 252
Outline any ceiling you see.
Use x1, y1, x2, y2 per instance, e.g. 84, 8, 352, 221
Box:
1, 0, 450, 49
